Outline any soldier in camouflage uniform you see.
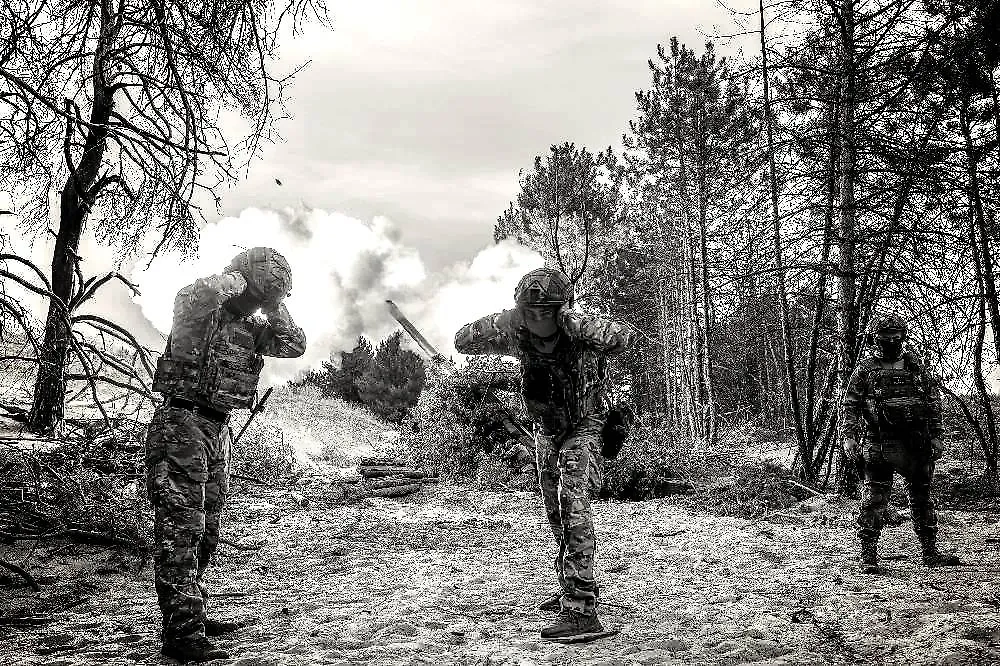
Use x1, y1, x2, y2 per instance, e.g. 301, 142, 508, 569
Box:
454, 267, 635, 640
842, 315, 961, 574
146, 247, 306, 662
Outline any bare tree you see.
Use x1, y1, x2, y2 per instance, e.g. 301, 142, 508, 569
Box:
0, 0, 330, 434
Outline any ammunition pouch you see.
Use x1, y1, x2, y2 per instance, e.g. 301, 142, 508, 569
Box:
152, 356, 201, 396
873, 398, 929, 430
865, 364, 933, 439
206, 361, 262, 411
600, 404, 634, 460
151, 355, 262, 411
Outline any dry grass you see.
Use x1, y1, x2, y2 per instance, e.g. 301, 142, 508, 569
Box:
231, 384, 397, 470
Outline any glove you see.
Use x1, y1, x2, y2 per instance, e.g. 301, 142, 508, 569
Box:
495, 308, 525, 331
930, 437, 944, 461
842, 437, 860, 463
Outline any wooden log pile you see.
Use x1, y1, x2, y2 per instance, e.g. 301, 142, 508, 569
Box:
357, 456, 439, 498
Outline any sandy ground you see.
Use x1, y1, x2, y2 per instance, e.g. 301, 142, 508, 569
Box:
1, 481, 999, 666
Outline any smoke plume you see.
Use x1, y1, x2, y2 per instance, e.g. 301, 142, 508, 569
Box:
132, 206, 542, 385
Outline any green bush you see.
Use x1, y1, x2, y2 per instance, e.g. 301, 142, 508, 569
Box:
295, 333, 426, 424
399, 355, 529, 482
601, 420, 686, 500
291, 336, 374, 402
357, 332, 426, 423
601, 417, 803, 518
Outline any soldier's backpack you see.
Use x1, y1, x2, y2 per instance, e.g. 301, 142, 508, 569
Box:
600, 403, 633, 460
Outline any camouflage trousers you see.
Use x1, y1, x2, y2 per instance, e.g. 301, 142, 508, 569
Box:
535, 414, 605, 615
857, 438, 938, 548
144, 405, 231, 641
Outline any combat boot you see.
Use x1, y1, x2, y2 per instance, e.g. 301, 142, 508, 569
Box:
204, 617, 243, 636
161, 634, 230, 663
919, 539, 962, 567
540, 610, 604, 640
859, 539, 881, 574
537, 592, 562, 612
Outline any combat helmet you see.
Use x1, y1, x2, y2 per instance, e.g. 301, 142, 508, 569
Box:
226, 247, 292, 302
871, 314, 908, 339
514, 267, 574, 308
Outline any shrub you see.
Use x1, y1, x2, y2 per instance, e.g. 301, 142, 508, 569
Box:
291, 336, 374, 402
357, 332, 426, 423
294, 333, 426, 424
602, 416, 803, 518
228, 416, 295, 483
400, 355, 528, 481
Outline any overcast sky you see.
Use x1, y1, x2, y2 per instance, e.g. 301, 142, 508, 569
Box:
220, 0, 737, 270
3, 1, 746, 383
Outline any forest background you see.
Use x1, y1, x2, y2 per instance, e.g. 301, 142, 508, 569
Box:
1, 0, 999, 546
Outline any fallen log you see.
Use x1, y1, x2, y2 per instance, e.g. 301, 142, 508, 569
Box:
231, 472, 267, 485
357, 456, 409, 468
0, 616, 52, 627
219, 536, 264, 551
0, 528, 136, 547
359, 466, 428, 479
370, 476, 425, 490
369, 483, 422, 498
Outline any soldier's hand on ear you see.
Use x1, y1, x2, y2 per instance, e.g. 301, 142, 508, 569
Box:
930, 437, 944, 460
555, 301, 574, 327
496, 308, 525, 331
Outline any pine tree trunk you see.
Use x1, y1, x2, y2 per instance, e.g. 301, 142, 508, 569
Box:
806, 93, 841, 469
833, 0, 860, 493
961, 98, 1000, 369
968, 143, 1000, 482
696, 133, 717, 446
760, 0, 807, 476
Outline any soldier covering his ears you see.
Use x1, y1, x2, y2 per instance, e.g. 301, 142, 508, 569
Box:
841, 315, 961, 574
454, 267, 635, 641
146, 247, 306, 662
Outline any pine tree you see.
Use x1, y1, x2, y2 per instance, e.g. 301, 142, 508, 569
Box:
328, 337, 375, 402
304, 336, 374, 402
356, 332, 426, 422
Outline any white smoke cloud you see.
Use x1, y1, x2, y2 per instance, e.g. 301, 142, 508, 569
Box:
131, 206, 542, 385
401, 238, 544, 362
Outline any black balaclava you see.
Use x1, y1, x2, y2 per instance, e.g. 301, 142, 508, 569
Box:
874, 331, 904, 361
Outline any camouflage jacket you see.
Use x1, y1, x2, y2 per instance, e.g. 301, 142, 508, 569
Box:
454, 308, 635, 436
153, 272, 306, 412
842, 352, 943, 442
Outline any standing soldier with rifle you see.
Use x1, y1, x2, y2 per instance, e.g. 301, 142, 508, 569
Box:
146, 247, 306, 662
841, 315, 961, 575
453, 267, 635, 642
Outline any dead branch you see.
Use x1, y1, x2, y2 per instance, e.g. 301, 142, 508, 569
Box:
784, 478, 824, 497
0, 558, 40, 591
219, 536, 264, 551
0, 616, 52, 626
65, 372, 153, 401
231, 472, 267, 485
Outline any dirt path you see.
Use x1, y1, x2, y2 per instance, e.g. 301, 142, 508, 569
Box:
2, 483, 999, 666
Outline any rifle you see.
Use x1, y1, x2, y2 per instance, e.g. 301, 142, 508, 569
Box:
231, 386, 274, 445
385, 300, 536, 471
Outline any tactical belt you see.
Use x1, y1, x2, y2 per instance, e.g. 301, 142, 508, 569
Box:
165, 397, 229, 423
